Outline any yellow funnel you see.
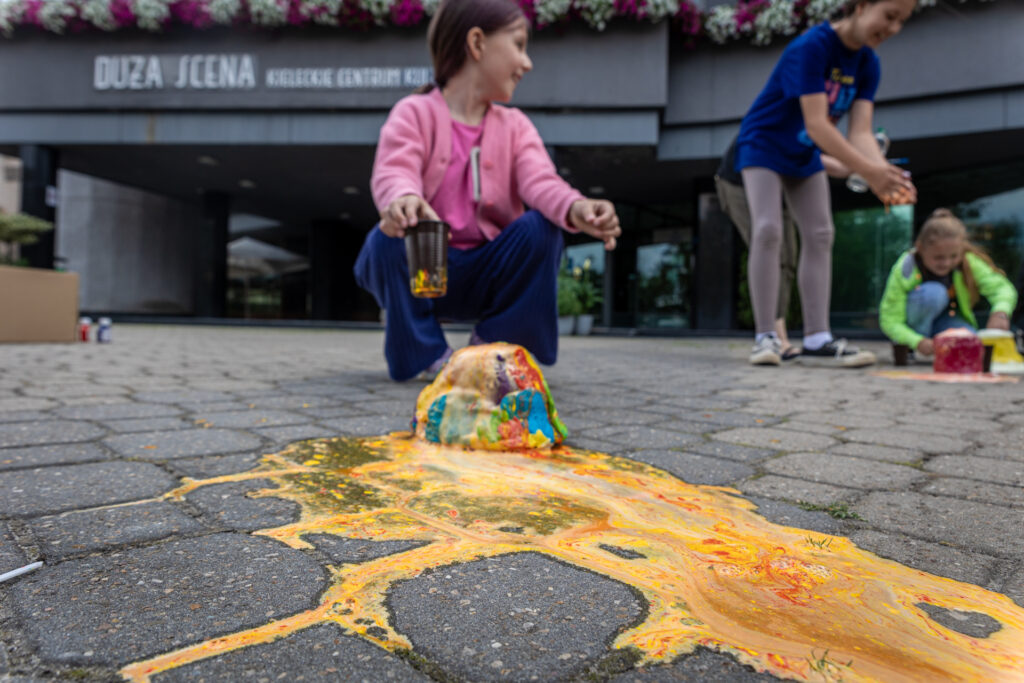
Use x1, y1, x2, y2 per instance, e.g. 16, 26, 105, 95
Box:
977, 329, 1024, 374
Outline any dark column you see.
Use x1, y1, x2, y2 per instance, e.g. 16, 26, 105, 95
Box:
195, 191, 229, 318
694, 191, 736, 331
310, 219, 369, 320
18, 145, 58, 269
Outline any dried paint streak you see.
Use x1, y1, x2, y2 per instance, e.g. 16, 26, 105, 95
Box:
873, 370, 1019, 383
121, 435, 1024, 682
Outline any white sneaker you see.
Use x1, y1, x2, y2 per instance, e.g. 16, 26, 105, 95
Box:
798, 338, 876, 368
750, 335, 782, 366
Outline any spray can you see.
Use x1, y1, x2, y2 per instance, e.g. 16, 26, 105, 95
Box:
96, 317, 112, 343
846, 128, 891, 193
78, 317, 92, 342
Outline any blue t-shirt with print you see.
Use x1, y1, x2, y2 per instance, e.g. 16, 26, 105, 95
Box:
735, 22, 880, 178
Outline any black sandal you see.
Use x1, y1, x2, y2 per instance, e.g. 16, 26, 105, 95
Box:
780, 346, 802, 361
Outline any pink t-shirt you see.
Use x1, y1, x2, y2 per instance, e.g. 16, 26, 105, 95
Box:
432, 120, 486, 250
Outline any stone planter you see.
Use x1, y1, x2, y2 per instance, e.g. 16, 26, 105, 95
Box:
575, 314, 594, 336
557, 315, 575, 336
0, 265, 79, 342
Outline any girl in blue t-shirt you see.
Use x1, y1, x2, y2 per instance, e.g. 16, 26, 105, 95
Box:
736, 0, 917, 367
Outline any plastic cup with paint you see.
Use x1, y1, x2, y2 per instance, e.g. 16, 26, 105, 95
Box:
405, 220, 449, 298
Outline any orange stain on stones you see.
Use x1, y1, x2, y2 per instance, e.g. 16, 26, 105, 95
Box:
121, 436, 1024, 683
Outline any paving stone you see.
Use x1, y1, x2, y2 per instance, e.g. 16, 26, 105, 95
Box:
104, 428, 262, 460
253, 424, 338, 446
564, 435, 628, 454
305, 534, 426, 565
0, 411, 52, 424
237, 395, 340, 411
925, 456, 1024, 487
0, 421, 106, 448
624, 451, 754, 486
54, 403, 183, 420
772, 420, 846, 436
100, 417, 193, 433
738, 476, 859, 507
22, 383, 129, 399
839, 428, 970, 454
177, 400, 253, 414
298, 405, 374, 420
318, 415, 413, 436
828, 442, 922, 464
579, 426, 702, 449
997, 567, 1024, 609
918, 477, 1024, 509
389, 552, 644, 682
973, 446, 1024, 463
556, 408, 666, 426
0, 443, 110, 471
194, 409, 309, 429
847, 530, 996, 586
165, 453, 262, 479
153, 622, 427, 682
683, 441, 776, 464
712, 428, 835, 452
763, 453, 927, 491
7, 534, 327, 667
186, 480, 300, 532
612, 647, 781, 682
854, 492, 1024, 559
132, 390, 234, 404
915, 602, 1002, 638
737, 496, 841, 534
29, 502, 204, 560
0, 398, 58, 412
784, 412, 896, 430
0, 520, 27, 574
0, 462, 177, 517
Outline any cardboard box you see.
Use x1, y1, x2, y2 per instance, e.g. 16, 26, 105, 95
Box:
0, 265, 79, 343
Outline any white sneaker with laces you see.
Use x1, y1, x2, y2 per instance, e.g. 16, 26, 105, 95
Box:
750, 335, 782, 366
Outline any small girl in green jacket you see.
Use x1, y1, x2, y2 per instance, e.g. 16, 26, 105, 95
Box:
879, 208, 1017, 357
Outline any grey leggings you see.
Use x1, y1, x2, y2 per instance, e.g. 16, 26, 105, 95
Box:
741, 167, 834, 336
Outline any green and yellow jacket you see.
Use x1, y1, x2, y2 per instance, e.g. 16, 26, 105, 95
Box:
879, 250, 1018, 348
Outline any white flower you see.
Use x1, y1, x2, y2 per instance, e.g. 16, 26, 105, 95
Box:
248, 0, 288, 25
0, 0, 26, 36
752, 0, 795, 45
132, 0, 171, 31
299, 0, 341, 25
576, 0, 614, 30
208, 0, 242, 24
803, 0, 845, 23
359, 0, 390, 25
705, 4, 739, 44
642, 0, 680, 22
37, 0, 78, 33
534, 0, 571, 25
80, 0, 118, 30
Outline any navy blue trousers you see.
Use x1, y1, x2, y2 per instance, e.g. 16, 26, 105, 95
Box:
354, 210, 563, 381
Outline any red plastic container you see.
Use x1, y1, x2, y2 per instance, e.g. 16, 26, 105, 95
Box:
933, 328, 983, 374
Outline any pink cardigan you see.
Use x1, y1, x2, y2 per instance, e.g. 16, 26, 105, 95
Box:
371, 88, 583, 239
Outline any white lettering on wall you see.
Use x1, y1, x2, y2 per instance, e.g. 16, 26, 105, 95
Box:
93, 55, 164, 90
172, 54, 256, 90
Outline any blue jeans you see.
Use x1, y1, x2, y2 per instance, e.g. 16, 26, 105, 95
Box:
906, 281, 976, 338
354, 210, 563, 381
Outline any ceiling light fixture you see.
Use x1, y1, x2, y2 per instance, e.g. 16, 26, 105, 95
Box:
197, 155, 219, 166
342, 186, 360, 195
238, 179, 256, 189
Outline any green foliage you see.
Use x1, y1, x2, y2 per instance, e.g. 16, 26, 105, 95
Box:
796, 500, 862, 520
558, 258, 604, 317
557, 269, 583, 317
0, 212, 54, 266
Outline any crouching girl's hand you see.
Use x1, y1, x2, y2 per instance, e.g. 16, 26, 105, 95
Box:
569, 199, 621, 251
986, 311, 1011, 331
916, 338, 934, 356
379, 194, 440, 238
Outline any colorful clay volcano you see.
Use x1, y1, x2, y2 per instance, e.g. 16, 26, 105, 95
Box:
413, 343, 568, 450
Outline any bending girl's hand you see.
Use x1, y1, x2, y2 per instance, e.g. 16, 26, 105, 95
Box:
916, 338, 934, 356
379, 194, 439, 238
986, 311, 1011, 331
865, 162, 916, 205
569, 199, 621, 251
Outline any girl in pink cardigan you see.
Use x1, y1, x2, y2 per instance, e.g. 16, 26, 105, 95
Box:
354, 0, 621, 381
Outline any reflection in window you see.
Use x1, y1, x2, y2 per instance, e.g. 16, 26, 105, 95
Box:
956, 186, 1024, 294
635, 242, 690, 328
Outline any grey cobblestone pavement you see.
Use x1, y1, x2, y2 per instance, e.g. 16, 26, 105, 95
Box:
0, 325, 1021, 681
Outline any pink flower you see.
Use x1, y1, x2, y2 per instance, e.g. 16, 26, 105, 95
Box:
170, 0, 214, 28
110, 0, 137, 27
389, 0, 424, 26
23, 0, 43, 27
515, 0, 536, 26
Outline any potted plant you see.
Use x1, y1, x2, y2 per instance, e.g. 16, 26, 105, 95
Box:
0, 212, 80, 343
557, 267, 582, 335
573, 260, 603, 336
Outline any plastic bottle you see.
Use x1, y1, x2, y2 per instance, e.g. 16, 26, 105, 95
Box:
78, 317, 92, 342
96, 317, 112, 343
846, 128, 891, 193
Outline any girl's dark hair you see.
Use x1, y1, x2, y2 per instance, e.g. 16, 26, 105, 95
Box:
415, 0, 526, 93
915, 208, 1004, 305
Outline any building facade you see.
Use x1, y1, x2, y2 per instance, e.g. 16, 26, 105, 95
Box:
2, 1, 1022, 332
